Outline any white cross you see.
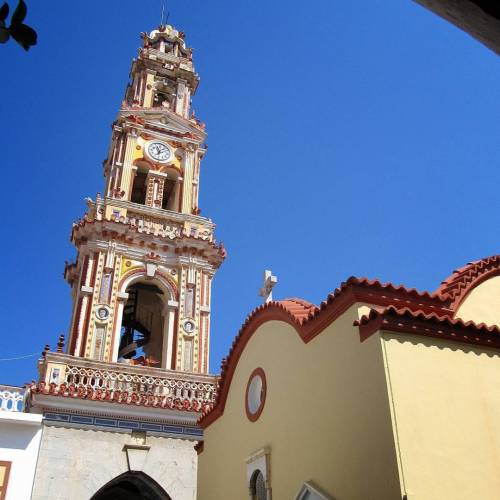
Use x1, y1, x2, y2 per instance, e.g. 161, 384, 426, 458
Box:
259, 270, 278, 303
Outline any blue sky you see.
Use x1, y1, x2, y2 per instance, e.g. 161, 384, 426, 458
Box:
1, 1, 499, 385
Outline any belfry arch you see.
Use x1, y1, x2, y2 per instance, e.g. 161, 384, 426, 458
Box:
113, 270, 178, 369
90, 472, 171, 500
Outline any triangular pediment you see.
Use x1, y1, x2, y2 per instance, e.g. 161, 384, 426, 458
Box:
119, 108, 206, 142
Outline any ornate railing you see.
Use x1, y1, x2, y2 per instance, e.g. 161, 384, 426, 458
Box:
126, 209, 182, 239
87, 197, 215, 242
0, 385, 27, 412
34, 353, 218, 413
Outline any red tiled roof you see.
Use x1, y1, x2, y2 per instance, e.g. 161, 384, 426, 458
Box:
276, 298, 318, 325
435, 255, 500, 309
320, 276, 450, 315
355, 305, 500, 348
30, 381, 212, 413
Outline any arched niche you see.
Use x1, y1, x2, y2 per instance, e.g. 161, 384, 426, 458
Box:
113, 270, 178, 369
90, 471, 171, 500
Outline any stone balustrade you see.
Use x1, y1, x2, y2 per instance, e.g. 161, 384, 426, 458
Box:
91, 197, 214, 242
0, 385, 27, 412
34, 353, 218, 413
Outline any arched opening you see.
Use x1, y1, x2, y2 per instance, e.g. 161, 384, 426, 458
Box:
250, 469, 267, 500
131, 168, 148, 205
118, 281, 166, 367
161, 167, 182, 212
91, 471, 171, 500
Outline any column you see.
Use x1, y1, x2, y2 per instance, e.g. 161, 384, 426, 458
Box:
162, 300, 178, 370
111, 293, 128, 362
181, 146, 194, 213
119, 131, 138, 199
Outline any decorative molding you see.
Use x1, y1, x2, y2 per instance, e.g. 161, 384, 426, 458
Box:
43, 410, 203, 440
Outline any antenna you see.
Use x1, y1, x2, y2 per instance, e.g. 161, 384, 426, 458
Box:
160, 0, 170, 27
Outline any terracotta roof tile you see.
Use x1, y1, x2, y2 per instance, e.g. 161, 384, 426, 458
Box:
355, 305, 500, 347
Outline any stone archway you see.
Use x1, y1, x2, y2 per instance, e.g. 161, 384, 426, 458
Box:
90, 471, 171, 500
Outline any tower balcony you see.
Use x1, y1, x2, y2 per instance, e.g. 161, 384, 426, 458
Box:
89, 196, 215, 242
32, 352, 218, 414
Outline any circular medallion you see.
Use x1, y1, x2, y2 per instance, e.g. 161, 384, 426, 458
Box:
96, 306, 110, 322
183, 320, 195, 333
146, 141, 172, 163
245, 367, 267, 422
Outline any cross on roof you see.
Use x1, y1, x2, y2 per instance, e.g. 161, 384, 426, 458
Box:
259, 270, 278, 303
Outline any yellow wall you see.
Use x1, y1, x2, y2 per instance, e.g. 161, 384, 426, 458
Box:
382, 331, 500, 500
455, 275, 500, 327
198, 306, 402, 500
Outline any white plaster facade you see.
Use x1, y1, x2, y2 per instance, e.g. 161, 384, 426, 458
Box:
0, 411, 42, 500
31, 424, 197, 500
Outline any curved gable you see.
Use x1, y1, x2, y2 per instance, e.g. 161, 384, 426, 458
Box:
455, 275, 500, 327
436, 255, 500, 326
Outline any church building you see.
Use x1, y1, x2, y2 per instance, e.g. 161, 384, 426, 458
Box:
198, 257, 500, 500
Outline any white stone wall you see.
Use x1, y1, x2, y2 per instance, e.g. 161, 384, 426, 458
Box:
0, 416, 42, 500
31, 424, 198, 500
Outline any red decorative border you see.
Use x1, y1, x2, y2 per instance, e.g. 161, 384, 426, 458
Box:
245, 367, 267, 422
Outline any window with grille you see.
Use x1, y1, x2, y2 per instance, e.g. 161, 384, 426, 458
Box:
250, 470, 266, 500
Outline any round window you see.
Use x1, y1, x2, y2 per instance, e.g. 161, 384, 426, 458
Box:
245, 368, 267, 422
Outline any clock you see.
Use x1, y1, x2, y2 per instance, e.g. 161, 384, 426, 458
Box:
146, 141, 172, 163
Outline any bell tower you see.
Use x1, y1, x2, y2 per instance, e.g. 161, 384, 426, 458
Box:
64, 25, 225, 373
30, 25, 224, 500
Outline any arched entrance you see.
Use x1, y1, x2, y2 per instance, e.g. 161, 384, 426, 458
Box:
91, 472, 171, 500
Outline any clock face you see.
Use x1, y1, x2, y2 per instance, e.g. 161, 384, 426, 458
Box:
147, 141, 171, 162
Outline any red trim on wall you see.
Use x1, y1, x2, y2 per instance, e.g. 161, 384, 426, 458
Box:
69, 297, 83, 355
245, 367, 267, 422
79, 252, 99, 357
198, 314, 203, 374
171, 309, 179, 370
81, 255, 90, 287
